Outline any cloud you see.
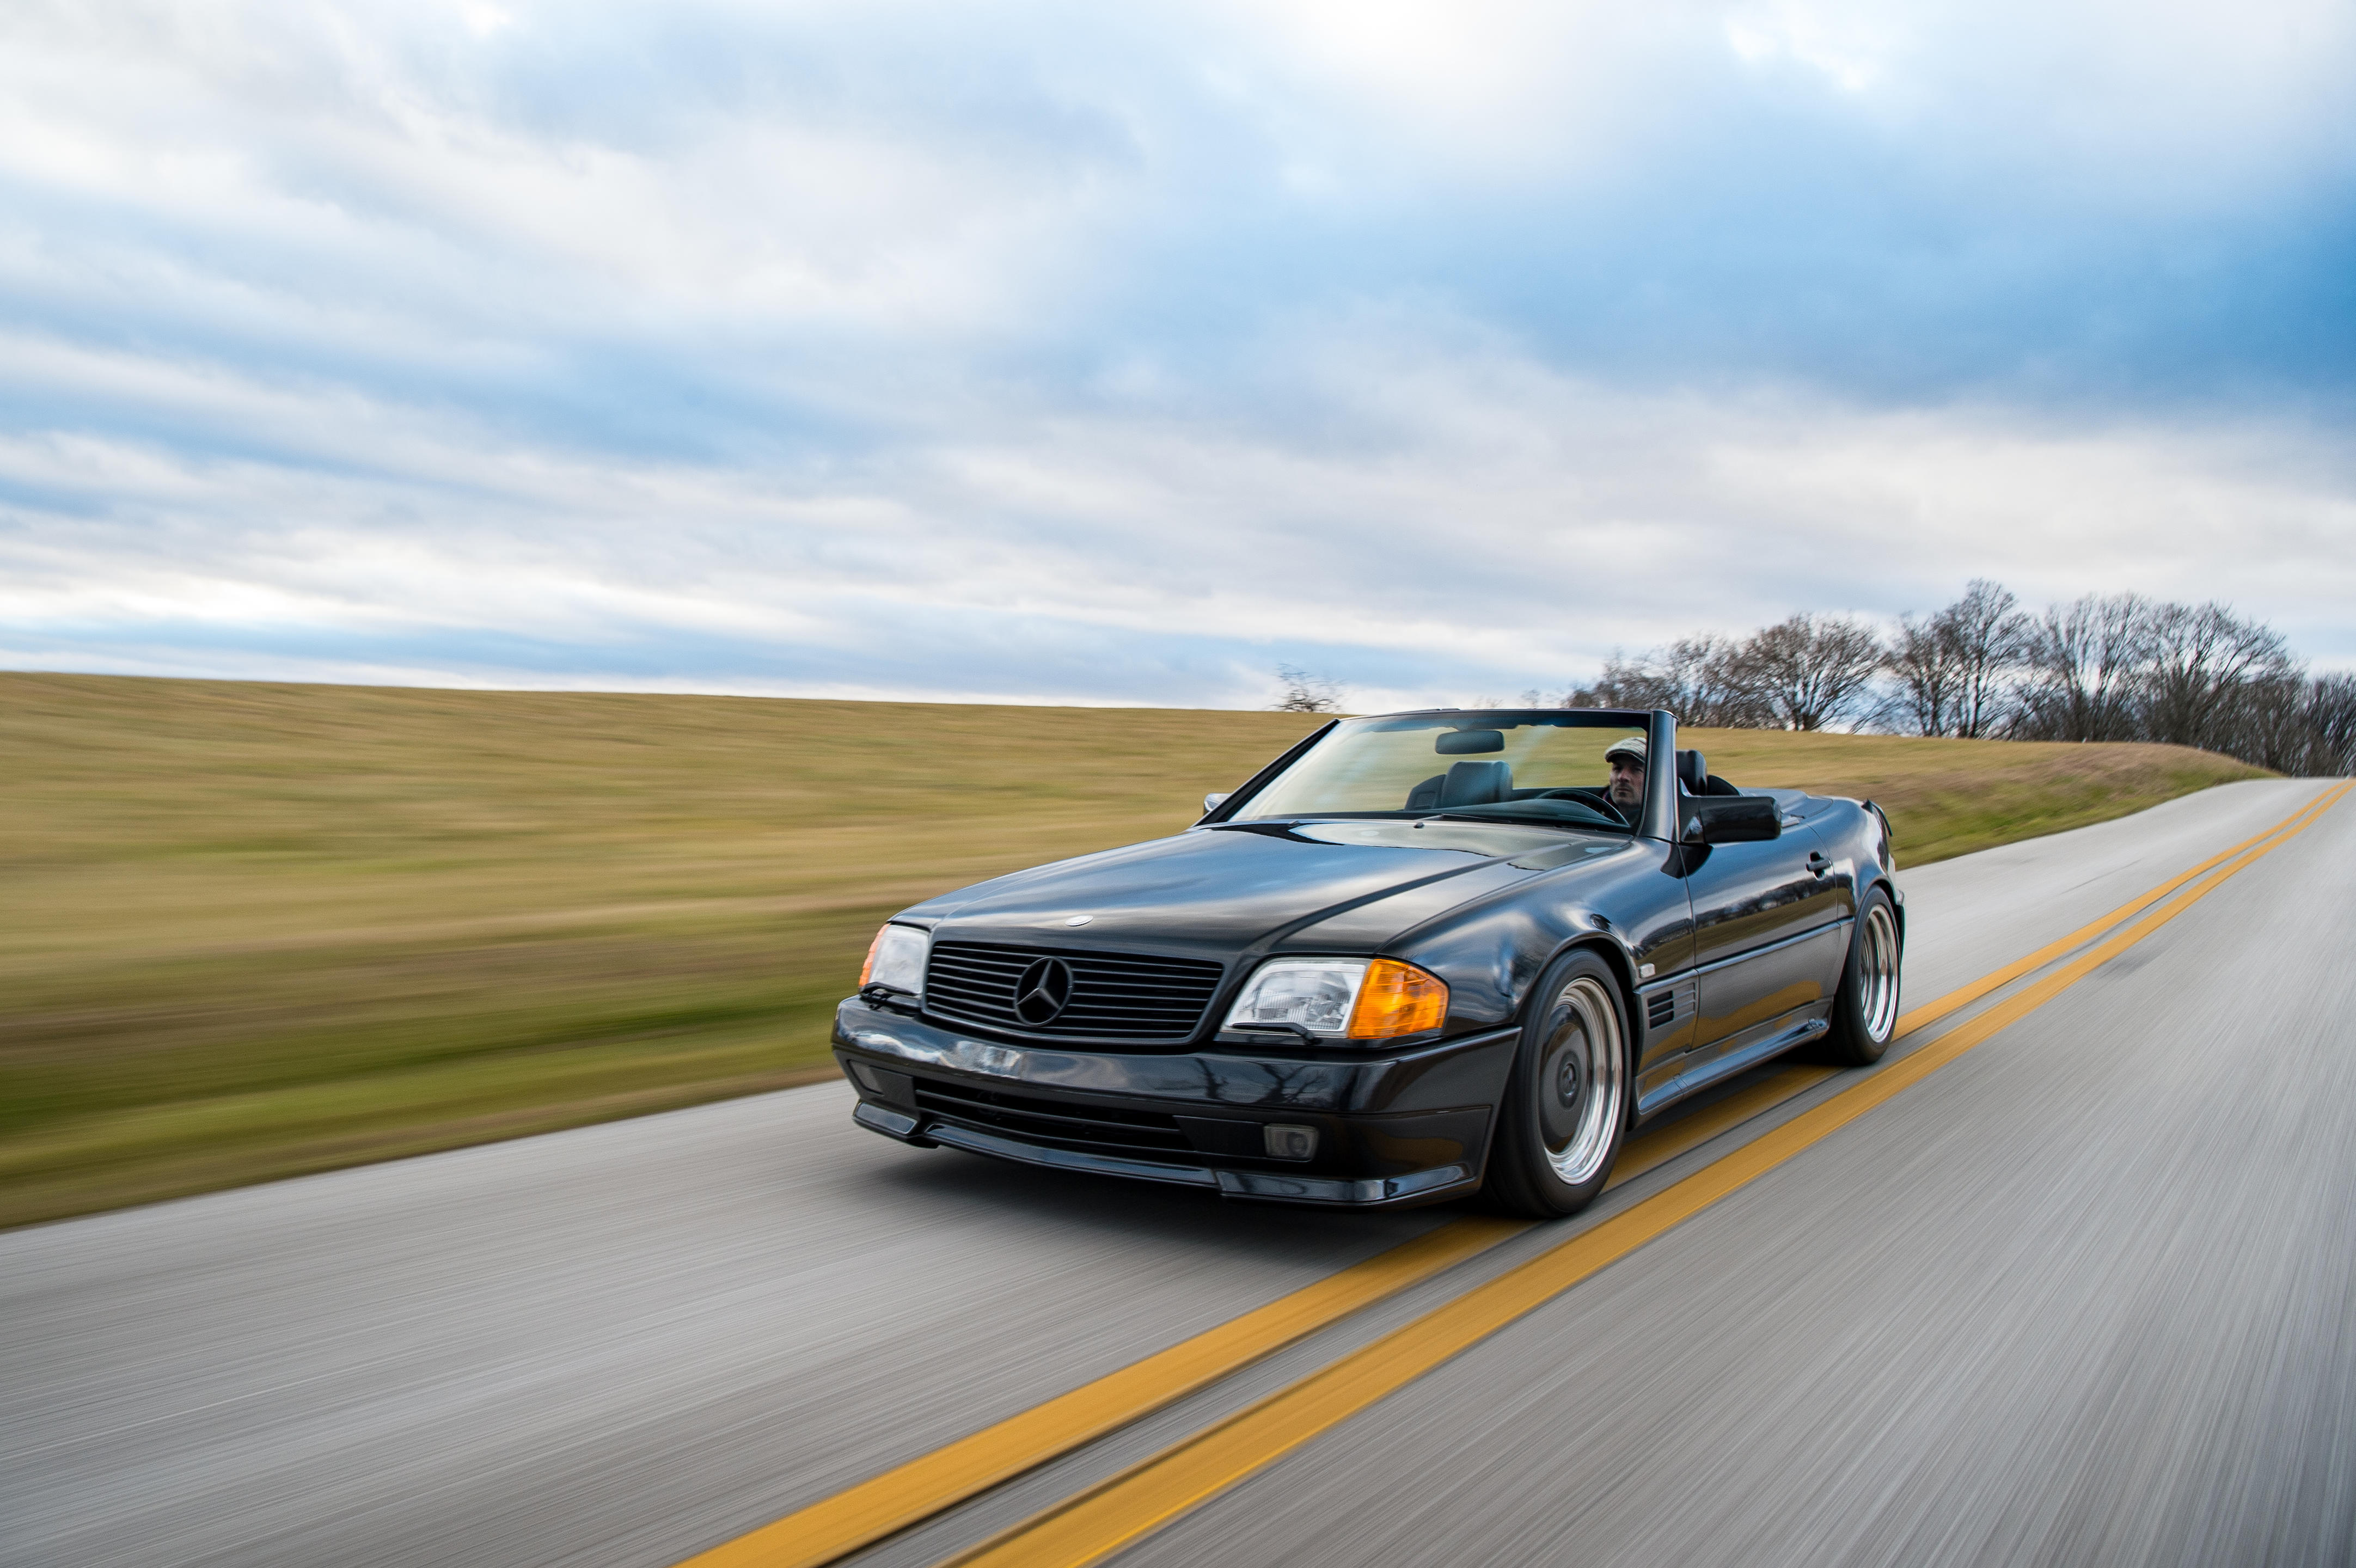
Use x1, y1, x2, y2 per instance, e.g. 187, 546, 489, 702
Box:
1, 0, 2352, 704
7, 312, 2351, 709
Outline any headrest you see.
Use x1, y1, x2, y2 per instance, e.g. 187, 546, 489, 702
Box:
1439, 759, 1513, 807
1676, 749, 1709, 794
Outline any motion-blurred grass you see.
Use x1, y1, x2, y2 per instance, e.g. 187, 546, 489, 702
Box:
1676, 726, 2270, 864
1, 675, 2266, 1228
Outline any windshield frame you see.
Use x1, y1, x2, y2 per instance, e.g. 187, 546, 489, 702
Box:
1201, 708, 1678, 841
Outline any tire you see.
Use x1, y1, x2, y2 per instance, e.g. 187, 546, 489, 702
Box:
1822, 885, 1902, 1067
1483, 949, 1631, 1218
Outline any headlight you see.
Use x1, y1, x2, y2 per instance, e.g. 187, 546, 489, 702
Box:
1221, 958, 1448, 1043
859, 923, 930, 998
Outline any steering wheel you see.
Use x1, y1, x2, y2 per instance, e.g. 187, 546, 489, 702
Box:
1525, 787, 1633, 825
1534, 787, 1619, 809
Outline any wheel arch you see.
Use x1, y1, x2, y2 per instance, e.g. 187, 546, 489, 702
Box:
1482, 934, 1643, 1215
1521, 934, 1647, 1125
1521, 933, 1643, 1027
1866, 873, 1905, 949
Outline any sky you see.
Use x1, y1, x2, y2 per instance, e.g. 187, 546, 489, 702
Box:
3, 0, 2353, 712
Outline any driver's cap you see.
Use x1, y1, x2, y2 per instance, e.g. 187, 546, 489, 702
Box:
1603, 735, 1648, 765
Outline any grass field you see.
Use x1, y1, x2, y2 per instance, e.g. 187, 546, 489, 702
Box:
0, 673, 2268, 1228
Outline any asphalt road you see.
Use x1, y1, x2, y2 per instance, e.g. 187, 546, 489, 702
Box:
4, 779, 2347, 1568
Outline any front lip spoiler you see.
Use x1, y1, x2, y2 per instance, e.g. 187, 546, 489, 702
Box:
850, 1102, 1478, 1208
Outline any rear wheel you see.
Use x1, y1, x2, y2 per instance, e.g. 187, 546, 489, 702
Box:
1822, 886, 1902, 1066
1484, 950, 1630, 1218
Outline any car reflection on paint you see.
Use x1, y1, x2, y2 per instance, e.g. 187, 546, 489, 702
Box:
834, 708, 1902, 1214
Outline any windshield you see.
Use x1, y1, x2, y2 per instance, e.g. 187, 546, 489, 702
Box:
1233, 711, 1651, 830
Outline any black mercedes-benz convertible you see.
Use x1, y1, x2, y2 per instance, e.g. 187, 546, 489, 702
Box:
833, 708, 1902, 1215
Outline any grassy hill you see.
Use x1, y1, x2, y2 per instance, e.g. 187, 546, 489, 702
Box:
0, 673, 2267, 1228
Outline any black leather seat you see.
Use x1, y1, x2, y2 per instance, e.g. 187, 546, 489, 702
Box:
1677, 748, 1743, 796
1403, 759, 1510, 809
1442, 759, 1512, 805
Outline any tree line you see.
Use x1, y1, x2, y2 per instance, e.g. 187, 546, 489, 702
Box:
1543, 581, 2354, 775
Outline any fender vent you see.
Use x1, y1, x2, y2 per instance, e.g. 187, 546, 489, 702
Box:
1647, 991, 1676, 1029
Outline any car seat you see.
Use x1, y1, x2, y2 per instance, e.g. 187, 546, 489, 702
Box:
1440, 759, 1513, 805
1676, 749, 1744, 796
1405, 759, 1514, 810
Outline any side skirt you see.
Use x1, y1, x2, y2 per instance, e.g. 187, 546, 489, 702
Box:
1634, 1010, 1833, 1119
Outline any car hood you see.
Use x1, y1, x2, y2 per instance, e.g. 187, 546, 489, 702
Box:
902, 818, 1635, 961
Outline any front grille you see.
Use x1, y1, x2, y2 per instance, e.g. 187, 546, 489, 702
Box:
923, 943, 1226, 1043
910, 1075, 1194, 1156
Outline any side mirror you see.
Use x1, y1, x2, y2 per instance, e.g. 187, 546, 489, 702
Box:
1203, 792, 1231, 814
1682, 795, 1779, 844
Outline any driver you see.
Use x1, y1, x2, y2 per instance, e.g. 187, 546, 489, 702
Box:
1603, 736, 1646, 819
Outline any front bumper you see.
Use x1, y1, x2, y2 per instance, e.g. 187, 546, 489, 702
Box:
832, 997, 1517, 1208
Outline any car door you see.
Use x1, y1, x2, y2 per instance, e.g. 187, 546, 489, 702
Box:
1679, 814, 1848, 1076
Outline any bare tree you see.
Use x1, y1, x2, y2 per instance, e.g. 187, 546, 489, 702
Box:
1733, 614, 1887, 731
2014, 593, 2155, 742
1886, 579, 2031, 737
2304, 673, 2356, 775
1946, 580, 2031, 737
1572, 636, 1772, 725
2208, 667, 2356, 775
1887, 614, 1959, 737
1270, 665, 1344, 713
1556, 658, 1641, 712
2139, 602, 2296, 750
1550, 591, 2343, 771
2225, 672, 2321, 773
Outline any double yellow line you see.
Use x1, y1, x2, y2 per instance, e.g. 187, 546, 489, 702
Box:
683, 781, 2349, 1568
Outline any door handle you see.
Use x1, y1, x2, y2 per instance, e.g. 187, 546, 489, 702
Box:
1806, 851, 1832, 875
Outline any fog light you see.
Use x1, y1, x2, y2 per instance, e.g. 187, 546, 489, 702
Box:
1263, 1124, 1318, 1161
847, 1061, 882, 1094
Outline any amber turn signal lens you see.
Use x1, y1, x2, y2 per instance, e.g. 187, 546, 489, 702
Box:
1345, 959, 1448, 1040
859, 926, 885, 987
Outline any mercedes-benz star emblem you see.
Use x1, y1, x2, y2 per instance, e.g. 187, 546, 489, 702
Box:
1013, 957, 1074, 1026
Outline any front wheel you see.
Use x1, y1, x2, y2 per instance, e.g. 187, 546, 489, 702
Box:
1483, 950, 1631, 1218
1822, 886, 1902, 1066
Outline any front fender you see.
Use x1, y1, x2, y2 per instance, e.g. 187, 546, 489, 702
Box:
1386, 838, 1698, 1061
